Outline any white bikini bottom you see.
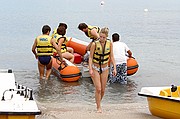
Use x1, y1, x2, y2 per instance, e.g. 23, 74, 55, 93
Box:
92, 64, 109, 73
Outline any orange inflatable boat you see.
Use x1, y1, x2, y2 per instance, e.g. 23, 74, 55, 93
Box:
52, 57, 81, 82
66, 37, 88, 56
67, 37, 139, 77
66, 37, 90, 78
52, 37, 138, 81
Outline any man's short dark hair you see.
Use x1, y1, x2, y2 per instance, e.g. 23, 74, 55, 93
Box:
42, 25, 51, 34
57, 26, 66, 36
78, 23, 88, 30
58, 23, 68, 29
112, 33, 119, 42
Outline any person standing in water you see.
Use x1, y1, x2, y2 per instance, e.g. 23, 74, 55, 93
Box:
32, 25, 64, 80
109, 33, 132, 84
88, 27, 117, 113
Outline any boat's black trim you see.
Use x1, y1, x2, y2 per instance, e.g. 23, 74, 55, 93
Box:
127, 64, 139, 70
61, 72, 82, 78
0, 111, 41, 115
8, 69, 13, 73
138, 93, 180, 102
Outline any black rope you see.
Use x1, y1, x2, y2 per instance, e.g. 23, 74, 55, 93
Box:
53, 56, 67, 71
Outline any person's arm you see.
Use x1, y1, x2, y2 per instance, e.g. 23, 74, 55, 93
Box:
90, 28, 99, 40
86, 42, 93, 51
124, 43, 132, 58
58, 37, 67, 61
51, 38, 64, 62
32, 38, 38, 59
110, 42, 117, 76
89, 42, 95, 77
127, 50, 132, 58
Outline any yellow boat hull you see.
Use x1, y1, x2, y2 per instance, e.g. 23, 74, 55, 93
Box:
0, 115, 35, 119
147, 96, 180, 119
139, 86, 180, 119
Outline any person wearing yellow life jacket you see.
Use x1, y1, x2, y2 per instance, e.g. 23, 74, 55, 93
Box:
53, 33, 68, 54
78, 23, 100, 51
52, 23, 74, 54
92, 40, 111, 65
53, 26, 74, 63
51, 23, 67, 38
32, 25, 65, 80
88, 27, 117, 113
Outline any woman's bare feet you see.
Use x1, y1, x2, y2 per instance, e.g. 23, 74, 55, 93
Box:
97, 108, 102, 113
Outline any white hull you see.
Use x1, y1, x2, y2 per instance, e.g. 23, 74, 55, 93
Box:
76, 64, 90, 78
0, 69, 41, 118
67, 37, 90, 78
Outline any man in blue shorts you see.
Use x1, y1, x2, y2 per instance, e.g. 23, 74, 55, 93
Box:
32, 25, 64, 80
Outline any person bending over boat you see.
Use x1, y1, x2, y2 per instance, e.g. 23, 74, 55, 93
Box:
109, 33, 132, 84
53, 26, 74, 63
78, 23, 100, 65
78, 23, 100, 51
89, 27, 117, 113
32, 25, 65, 80
52, 22, 74, 54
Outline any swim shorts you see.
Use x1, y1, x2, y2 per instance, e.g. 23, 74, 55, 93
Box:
38, 56, 51, 65
109, 63, 127, 84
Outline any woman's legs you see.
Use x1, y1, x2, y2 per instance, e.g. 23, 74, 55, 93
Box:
91, 69, 102, 112
91, 68, 109, 113
67, 47, 74, 54
62, 52, 74, 63
100, 69, 109, 99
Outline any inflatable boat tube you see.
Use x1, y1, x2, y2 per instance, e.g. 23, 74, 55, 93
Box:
127, 57, 139, 76
52, 57, 81, 82
66, 37, 88, 56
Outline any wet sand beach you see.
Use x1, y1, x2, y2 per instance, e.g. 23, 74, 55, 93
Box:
0, 1, 179, 119
36, 102, 161, 119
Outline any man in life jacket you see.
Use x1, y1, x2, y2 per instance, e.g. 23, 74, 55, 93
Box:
78, 23, 100, 51
32, 25, 65, 80
52, 22, 74, 54
78, 23, 100, 65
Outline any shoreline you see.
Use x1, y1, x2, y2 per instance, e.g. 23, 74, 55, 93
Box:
36, 102, 161, 119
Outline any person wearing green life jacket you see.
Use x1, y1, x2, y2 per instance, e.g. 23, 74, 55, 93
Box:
32, 25, 65, 80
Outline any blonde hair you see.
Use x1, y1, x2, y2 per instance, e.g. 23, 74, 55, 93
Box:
100, 27, 109, 37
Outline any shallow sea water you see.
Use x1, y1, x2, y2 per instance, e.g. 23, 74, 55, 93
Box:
0, 0, 180, 118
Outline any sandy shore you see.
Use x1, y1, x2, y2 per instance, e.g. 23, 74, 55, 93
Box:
36, 102, 161, 119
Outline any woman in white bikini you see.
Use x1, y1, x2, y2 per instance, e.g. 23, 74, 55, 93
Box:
89, 27, 117, 113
